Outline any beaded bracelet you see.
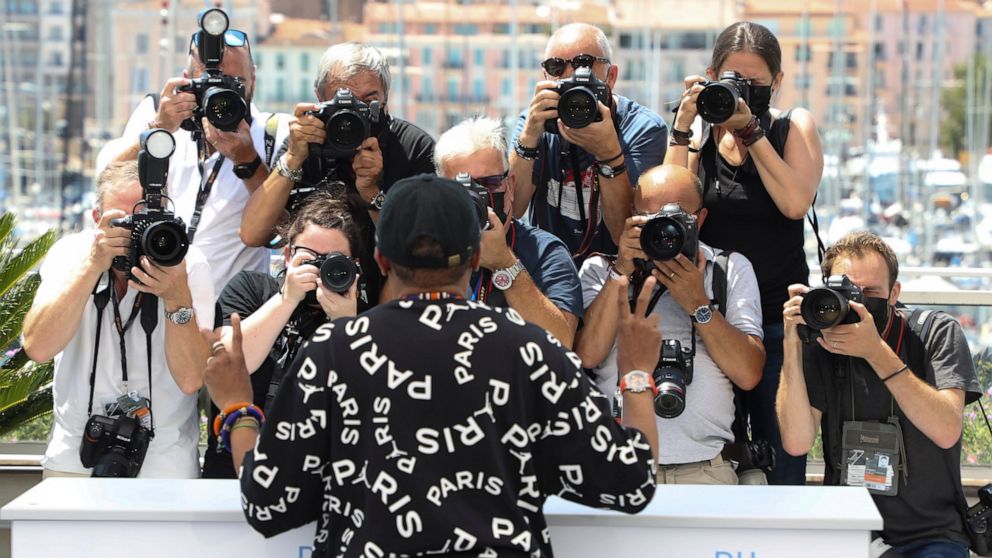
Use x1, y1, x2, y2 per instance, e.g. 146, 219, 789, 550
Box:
213, 402, 265, 452
221, 416, 261, 453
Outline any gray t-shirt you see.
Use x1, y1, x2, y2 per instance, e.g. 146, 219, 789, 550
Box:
579, 243, 763, 464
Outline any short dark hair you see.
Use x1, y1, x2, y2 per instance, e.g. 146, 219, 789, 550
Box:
821, 231, 899, 290
710, 21, 782, 77
390, 236, 472, 287
278, 193, 362, 259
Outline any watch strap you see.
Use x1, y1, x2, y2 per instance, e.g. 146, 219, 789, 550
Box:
275, 155, 304, 182
619, 370, 659, 397
233, 154, 262, 178
369, 190, 386, 211
513, 140, 539, 161
165, 306, 194, 325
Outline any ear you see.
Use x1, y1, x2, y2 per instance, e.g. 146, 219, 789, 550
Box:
91, 209, 101, 225
283, 244, 292, 266
696, 207, 708, 230
706, 67, 717, 81
772, 71, 784, 94
888, 280, 901, 306
374, 247, 390, 277
605, 64, 619, 89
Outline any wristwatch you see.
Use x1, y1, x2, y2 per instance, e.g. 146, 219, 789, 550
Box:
275, 154, 304, 182
619, 370, 659, 397
598, 160, 627, 179
691, 303, 715, 325
492, 259, 525, 291
369, 190, 386, 211
233, 154, 262, 179
165, 306, 194, 325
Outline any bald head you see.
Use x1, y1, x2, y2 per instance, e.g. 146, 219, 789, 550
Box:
546, 23, 612, 60
635, 165, 704, 216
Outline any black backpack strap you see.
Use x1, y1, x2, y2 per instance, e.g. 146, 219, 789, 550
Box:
710, 250, 731, 314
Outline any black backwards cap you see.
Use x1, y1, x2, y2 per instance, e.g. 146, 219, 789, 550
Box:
376, 174, 482, 269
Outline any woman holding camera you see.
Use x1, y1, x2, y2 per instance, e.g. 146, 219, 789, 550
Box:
664, 21, 824, 485
202, 194, 364, 478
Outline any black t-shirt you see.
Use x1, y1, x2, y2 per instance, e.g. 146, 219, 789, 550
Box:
276, 115, 436, 305
201, 271, 330, 479
240, 299, 655, 556
698, 112, 808, 325
804, 308, 982, 547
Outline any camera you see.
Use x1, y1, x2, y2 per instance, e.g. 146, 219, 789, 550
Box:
638, 203, 699, 263
302, 252, 358, 305
545, 66, 610, 134
111, 129, 190, 278
696, 70, 754, 124
967, 484, 992, 555
307, 88, 382, 160
79, 392, 153, 478
179, 9, 248, 134
653, 339, 695, 419
800, 275, 864, 331
455, 172, 506, 231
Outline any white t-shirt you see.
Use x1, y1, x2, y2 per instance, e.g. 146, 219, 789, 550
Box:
39, 231, 215, 478
107, 97, 290, 294
578, 243, 763, 464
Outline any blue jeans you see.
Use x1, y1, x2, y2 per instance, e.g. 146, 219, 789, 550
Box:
889, 539, 970, 558
742, 323, 808, 485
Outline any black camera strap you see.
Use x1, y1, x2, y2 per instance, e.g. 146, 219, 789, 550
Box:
188, 137, 226, 244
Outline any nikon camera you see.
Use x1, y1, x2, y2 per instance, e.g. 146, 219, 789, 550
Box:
179, 9, 248, 135
638, 203, 699, 264
307, 88, 382, 160
302, 252, 359, 305
79, 394, 153, 478
696, 70, 756, 124
111, 129, 190, 278
545, 66, 610, 135
653, 339, 695, 419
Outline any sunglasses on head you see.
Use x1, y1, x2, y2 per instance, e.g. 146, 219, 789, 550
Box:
472, 171, 509, 192
541, 53, 610, 78
188, 29, 250, 55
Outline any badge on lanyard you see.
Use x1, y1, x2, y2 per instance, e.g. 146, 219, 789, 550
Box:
841, 416, 906, 496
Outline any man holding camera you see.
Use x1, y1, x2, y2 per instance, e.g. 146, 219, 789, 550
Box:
575, 164, 765, 484
202, 173, 659, 556
778, 231, 981, 558
110, 10, 289, 295
434, 116, 583, 347
22, 161, 215, 478
241, 42, 435, 305
510, 23, 668, 260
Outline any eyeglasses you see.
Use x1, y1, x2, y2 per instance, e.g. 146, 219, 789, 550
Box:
541, 53, 611, 78
291, 245, 325, 260
472, 171, 509, 192
188, 29, 250, 55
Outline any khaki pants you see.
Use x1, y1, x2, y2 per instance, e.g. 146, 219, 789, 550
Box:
42, 468, 89, 479
656, 454, 738, 485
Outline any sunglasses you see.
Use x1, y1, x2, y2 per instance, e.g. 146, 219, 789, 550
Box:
188, 29, 250, 55
472, 171, 509, 192
541, 53, 611, 78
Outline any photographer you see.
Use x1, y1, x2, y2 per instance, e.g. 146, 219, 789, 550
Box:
777, 232, 981, 558
666, 21, 824, 485
110, 9, 289, 295
202, 174, 659, 556
510, 23, 668, 260
201, 194, 362, 478
575, 164, 765, 484
241, 42, 435, 305
22, 161, 215, 478
435, 116, 582, 347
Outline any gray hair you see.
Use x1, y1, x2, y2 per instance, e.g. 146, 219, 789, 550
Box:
95, 161, 141, 210
314, 42, 391, 99
549, 23, 613, 61
433, 117, 508, 177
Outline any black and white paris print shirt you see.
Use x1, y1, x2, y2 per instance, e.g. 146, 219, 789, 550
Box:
240, 299, 655, 557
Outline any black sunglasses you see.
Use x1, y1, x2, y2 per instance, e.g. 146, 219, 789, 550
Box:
188, 29, 250, 55
541, 53, 611, 78
472, 171, 509, 192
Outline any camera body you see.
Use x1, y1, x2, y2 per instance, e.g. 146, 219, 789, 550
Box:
967, 484, 992, 555
638, 203, 699, 263
178, 70, 248, 133
307, 88, 382, 160
79, 413, 152, 478
696, 70, 754, 124
302, 252, 359, 305
545, 66, 610, 134
653, 339, 695, 419
455, 172, 506, 230
800, 275, 864, 333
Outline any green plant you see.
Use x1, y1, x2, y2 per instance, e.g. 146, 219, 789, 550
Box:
0, 212, 58, 438
962, 355, 992, 466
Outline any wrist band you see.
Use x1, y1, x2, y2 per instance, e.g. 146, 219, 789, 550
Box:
607, 263, 627, 282
213, 402, 266, 453
669, 135, 691, 147
671, 128, 693, 141
733, 116, 764, 146
513, 140, 539, 161
596, 150, 624, 165
882, 364, 909, 383
275, 155, 304, 182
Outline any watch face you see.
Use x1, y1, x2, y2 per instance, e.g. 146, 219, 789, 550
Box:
492, 269, 512, 291
170, 308, 194, 324
371, 192, 386, 209
695, 305, 713, 323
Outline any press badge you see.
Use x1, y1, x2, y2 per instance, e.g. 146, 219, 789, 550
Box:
841, 418, 904, 496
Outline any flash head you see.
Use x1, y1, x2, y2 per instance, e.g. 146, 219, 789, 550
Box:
199, 8, 228, 36
140, 128, 176, 160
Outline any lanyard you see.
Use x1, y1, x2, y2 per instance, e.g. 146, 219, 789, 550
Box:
110, 284, 143, 386
187, 146, 226, 243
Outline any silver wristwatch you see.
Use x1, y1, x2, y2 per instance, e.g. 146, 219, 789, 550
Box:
165, 306, 194, 325
275, 154, 304, 182
369, 190, 386, 211
492, 260, 524, 291
692, 303, 715, 325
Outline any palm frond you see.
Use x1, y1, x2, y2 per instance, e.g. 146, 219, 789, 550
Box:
0, 385, 54, 438
0, 213, 17, 250
0, 227, 57, 298
0, 361, 53, 409
0, 273, 40, 351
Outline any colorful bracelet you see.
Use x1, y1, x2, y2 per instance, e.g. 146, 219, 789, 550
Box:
216, 404, 265, 453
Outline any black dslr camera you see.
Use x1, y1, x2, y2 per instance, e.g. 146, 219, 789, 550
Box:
653, 339, 695, 419
455, 172, 506, 231
79, 394, 153, 478
696, 71, 755, 124
179, 9, 248, 135
545, 66, 610, 134
798, 275, 864, 340
967, 484, 992, 555
111, 129, 190, 278
638, 203, 699, 264
307, 88, 382, 160
302, 252, 359, 305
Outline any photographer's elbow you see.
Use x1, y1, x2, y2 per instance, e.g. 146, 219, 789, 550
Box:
781, 435, 813, 458
239, 226, 267, 248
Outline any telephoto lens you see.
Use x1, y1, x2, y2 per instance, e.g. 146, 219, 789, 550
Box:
799, 275, 864, 330
695, 71, 751, 124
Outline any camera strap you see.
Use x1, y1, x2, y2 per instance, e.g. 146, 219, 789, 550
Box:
188, 137, 227, 243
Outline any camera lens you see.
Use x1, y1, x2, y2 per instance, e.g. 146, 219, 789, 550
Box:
559, 87, 599, 128
203, 87, 247, 132
141, 221, 189, 267
319, 253, 358, 293
696, 81, 740, 124
653, 368, 687, 419
800, 287, 850, 330
639, 216, 685, 261
327, 111, 368, 152
93, 449, 136, 478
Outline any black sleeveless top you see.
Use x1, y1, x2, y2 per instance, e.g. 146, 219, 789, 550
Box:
698, 111, 809, 325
